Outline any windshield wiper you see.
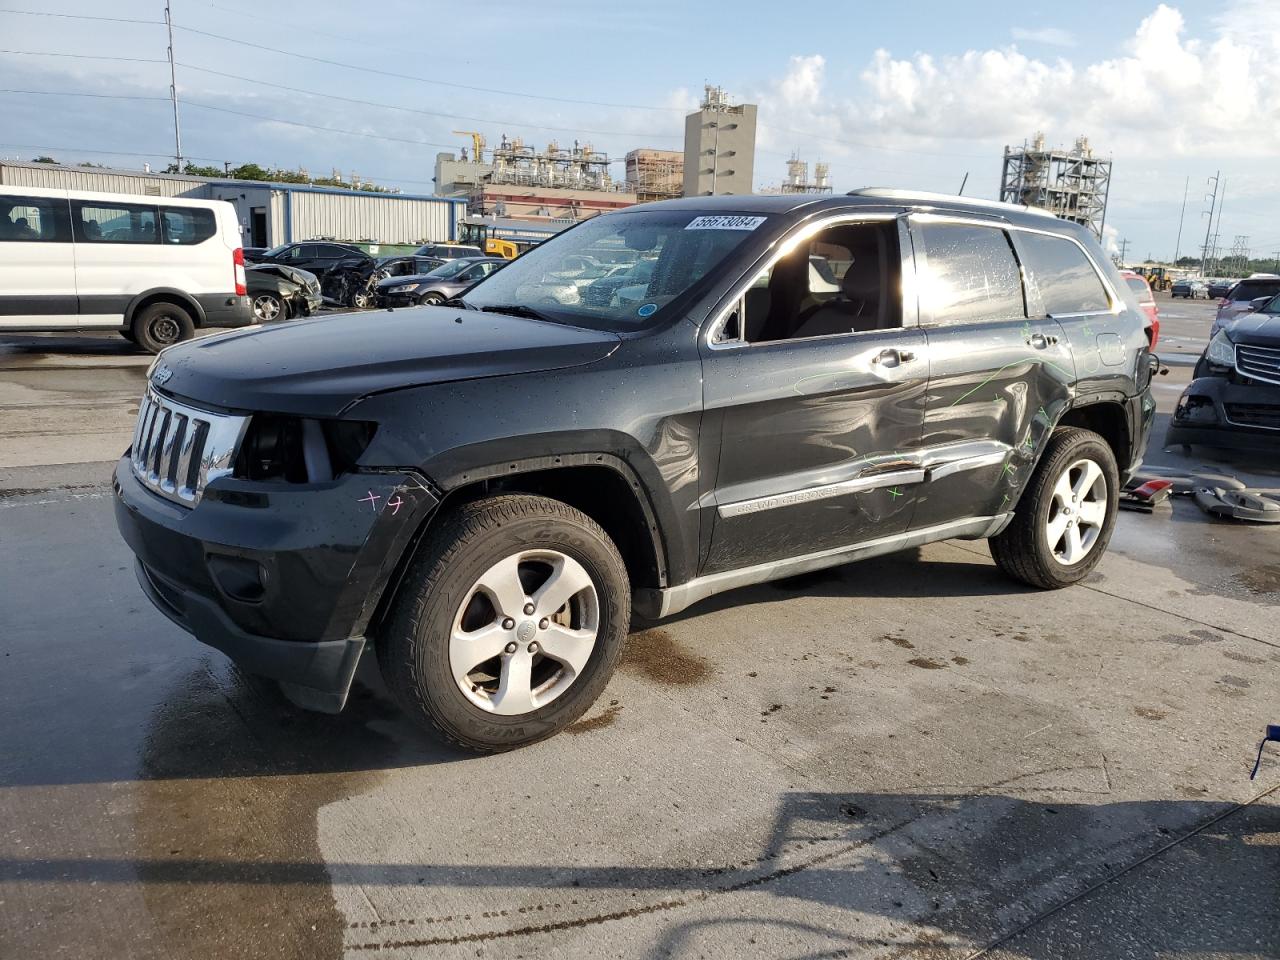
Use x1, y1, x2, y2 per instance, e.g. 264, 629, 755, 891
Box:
480, 304, 554, 322
442, 296, 479, 310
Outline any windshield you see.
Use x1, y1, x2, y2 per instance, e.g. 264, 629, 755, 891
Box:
459, 210, 771, 331
1261, 295, 1280, 315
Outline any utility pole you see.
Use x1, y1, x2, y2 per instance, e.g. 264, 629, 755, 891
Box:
1117, 238, 1129, 265
1210, 177, 1227, 268
1230, 235, 1249, 276
1199, 171, 1219, 277
1273, 250, 1280, 273
165, 0, 183, 170
1173, 174, 1188, 264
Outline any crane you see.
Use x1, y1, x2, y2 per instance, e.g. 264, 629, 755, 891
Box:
452, 130, 486, 164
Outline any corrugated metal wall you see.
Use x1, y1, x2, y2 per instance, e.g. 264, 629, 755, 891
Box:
287, 191, 461, 244
0, 162, 212, 199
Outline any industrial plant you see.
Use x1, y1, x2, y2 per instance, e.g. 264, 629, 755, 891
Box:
999, 133, 1112, 239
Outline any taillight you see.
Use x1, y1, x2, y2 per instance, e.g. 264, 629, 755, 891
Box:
233, 247, 247, 296
1219, 298, 1229, 308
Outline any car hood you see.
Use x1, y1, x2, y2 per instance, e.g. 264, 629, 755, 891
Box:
247, 263, 317, 287
155, 307, 622, 417
1226, 311, 1280, 346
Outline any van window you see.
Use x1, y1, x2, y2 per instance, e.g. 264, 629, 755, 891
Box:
917, 222, 1025, 325
160, 207, 216, 245
0, 195, 70, 242
1016, 232, 1111, 315
74, 201, 159, 244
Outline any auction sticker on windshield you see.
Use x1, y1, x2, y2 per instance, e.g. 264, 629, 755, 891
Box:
685, 215, 768, 231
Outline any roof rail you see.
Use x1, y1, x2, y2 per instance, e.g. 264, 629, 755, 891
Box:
847, 187, 1057, 219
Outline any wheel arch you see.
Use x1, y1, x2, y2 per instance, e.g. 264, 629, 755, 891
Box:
1055, 399, 1131, 474
365, 455, 668, 641
125, 288, 205, 328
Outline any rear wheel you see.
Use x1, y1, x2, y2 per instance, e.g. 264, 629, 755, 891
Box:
131, 302, 194, 353
989, 427, 1119, 589
119, 329, 137, 344
252, 292, 285, 323
377, 494, 630, 752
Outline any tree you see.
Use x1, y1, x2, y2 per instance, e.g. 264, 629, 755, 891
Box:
230, 162, 270, 182
182, 162, 223, 178
31, 155, 57, 164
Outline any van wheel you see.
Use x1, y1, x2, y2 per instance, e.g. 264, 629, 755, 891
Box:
132, 302, 195, 353
989, 427, 1119, 589
377, 494, 630, 752
119, 329, 137, 344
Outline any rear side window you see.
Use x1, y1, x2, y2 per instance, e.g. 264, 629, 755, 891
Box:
1124, 276, 1152, 299
1, 195, 71, 242
1016, 232, 1111, 315
1231, 279, 1280, 301
160, 206, 216, 245
917, 222, 1025, 324
74, 201, 159, 244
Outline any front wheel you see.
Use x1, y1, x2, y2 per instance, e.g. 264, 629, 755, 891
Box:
989, 427, 1119, 589
252, 292, 285, 323
377, 494, 630, 752
420, 292, 444, 306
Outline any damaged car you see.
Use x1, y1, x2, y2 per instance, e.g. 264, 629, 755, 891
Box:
1169, 293, 1280, 452
245, 263, 322, 322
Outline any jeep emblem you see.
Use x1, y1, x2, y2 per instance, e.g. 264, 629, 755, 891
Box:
152, 365, 173, 386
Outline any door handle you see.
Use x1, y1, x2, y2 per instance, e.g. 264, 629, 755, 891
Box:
872, 348, 916, 365
1026, 333, 1058, 349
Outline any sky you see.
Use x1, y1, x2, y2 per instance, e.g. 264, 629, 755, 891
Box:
2, 0, 1279, 262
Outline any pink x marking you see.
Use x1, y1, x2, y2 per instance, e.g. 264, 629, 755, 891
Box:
387, 495, 404, 516
358, 490, 381, 510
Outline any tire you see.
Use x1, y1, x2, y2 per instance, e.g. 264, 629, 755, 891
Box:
421, 292, 444, 305
351, 289, 375, 309
989, 427, 1120, 590
252, 292, 285, 323
377, 494, 630, 752
119, 329, 137, 344
131, 301, 195, 353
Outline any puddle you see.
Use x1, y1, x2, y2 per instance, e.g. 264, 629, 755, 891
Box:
565, 702, 622, 735
621, 628, 710, 686
907, 657, 947, 670
1235, 563, 1280, 597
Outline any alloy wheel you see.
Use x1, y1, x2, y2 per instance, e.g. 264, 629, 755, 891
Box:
449, 550, 599, 715
252, 294, 281, 322
1046, 457, 1108, 565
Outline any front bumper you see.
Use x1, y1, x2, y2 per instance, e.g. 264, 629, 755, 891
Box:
1165, 375, 1280, 452
380, 291, 420, 308
113, 456, 439, 711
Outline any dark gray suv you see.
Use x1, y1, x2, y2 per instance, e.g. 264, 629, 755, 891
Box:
114, 190, 1156, 751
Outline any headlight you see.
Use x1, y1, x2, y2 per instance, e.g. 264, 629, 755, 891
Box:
394, 283, 420, 293
1205, 330, 1235, 370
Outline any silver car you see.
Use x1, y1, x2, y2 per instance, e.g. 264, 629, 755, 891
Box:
376, 256, 506, 307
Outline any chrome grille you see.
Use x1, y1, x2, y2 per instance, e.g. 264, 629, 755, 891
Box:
1224, 403, 1280, 431
130, 388, 249, 506
1236, 343, 1280, 387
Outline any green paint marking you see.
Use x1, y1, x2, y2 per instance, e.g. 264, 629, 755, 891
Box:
1038, 405, 1048, 420
1002, 461, 1017, 477
1082, 324, 1094, 336
1001, 494, 1010, 505
888, 487, 904, 499
1024, 434, 1035, 449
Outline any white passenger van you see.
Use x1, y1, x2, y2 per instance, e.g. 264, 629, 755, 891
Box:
0, 185, 251, 352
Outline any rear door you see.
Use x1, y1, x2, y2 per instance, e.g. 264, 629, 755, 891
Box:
0, 192, 76, 327
70, 198, 162, 327
908, 216, 1074, 529
700, 214, 929, 573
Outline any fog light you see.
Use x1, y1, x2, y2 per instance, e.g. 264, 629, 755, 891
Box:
208, 554, 267, 602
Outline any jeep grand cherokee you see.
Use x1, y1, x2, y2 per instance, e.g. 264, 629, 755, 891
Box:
114, 190, 1156, 751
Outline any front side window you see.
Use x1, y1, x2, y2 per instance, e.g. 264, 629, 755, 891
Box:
1232, 280, 1280, 302
160, 207, 216, 245
1016, 231, 1111, 315
917, 222, 1025, 324
1, 195, 69, 242
730, 220, 901, 344
74, 201, 159, 244
461, 210, 772, 332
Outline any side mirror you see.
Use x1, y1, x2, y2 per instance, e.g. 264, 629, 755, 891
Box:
1248, 296, 1272, 312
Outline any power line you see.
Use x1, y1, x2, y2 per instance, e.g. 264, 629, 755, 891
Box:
0, 49, 167, 64
176, 63, 678, 141
181, 100, 464, 150
0, 141, 222, 162
0, 8, 163, 24
172, 23, 682, 113
0, 87, 170, 102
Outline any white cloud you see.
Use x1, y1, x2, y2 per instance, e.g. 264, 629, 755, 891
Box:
755, 3, 1280, 159
1011, 27, 1076, 48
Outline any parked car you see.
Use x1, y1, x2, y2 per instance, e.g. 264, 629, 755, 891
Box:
0, 185, 251, 352
375, 256, 505, 306
1171, 278, 1207, 299
1169, 293, 1280, 451
412, 242, 483, 261
245, 263, 322, 322
1120, 269, 1160, 348
1206, 278, 1234, 299
1213, 275, 1280, 335
114, 190, 1154, 750
247, 241, 372, 279
372, 255, 445, 280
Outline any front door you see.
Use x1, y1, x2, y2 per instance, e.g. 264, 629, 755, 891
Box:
907, 216, 1074, 529
700, 216, 928, 574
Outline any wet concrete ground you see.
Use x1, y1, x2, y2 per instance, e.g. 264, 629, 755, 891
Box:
1, 299, 1277, 959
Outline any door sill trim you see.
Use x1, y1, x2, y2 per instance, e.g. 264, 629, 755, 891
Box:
634, 514, 1011, 619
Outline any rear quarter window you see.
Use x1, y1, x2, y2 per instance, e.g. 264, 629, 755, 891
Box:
160, 207, 216, 245
1124, 276, 1152, 299
1016, 232, 1111, 315
917, 222, 1026, 324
